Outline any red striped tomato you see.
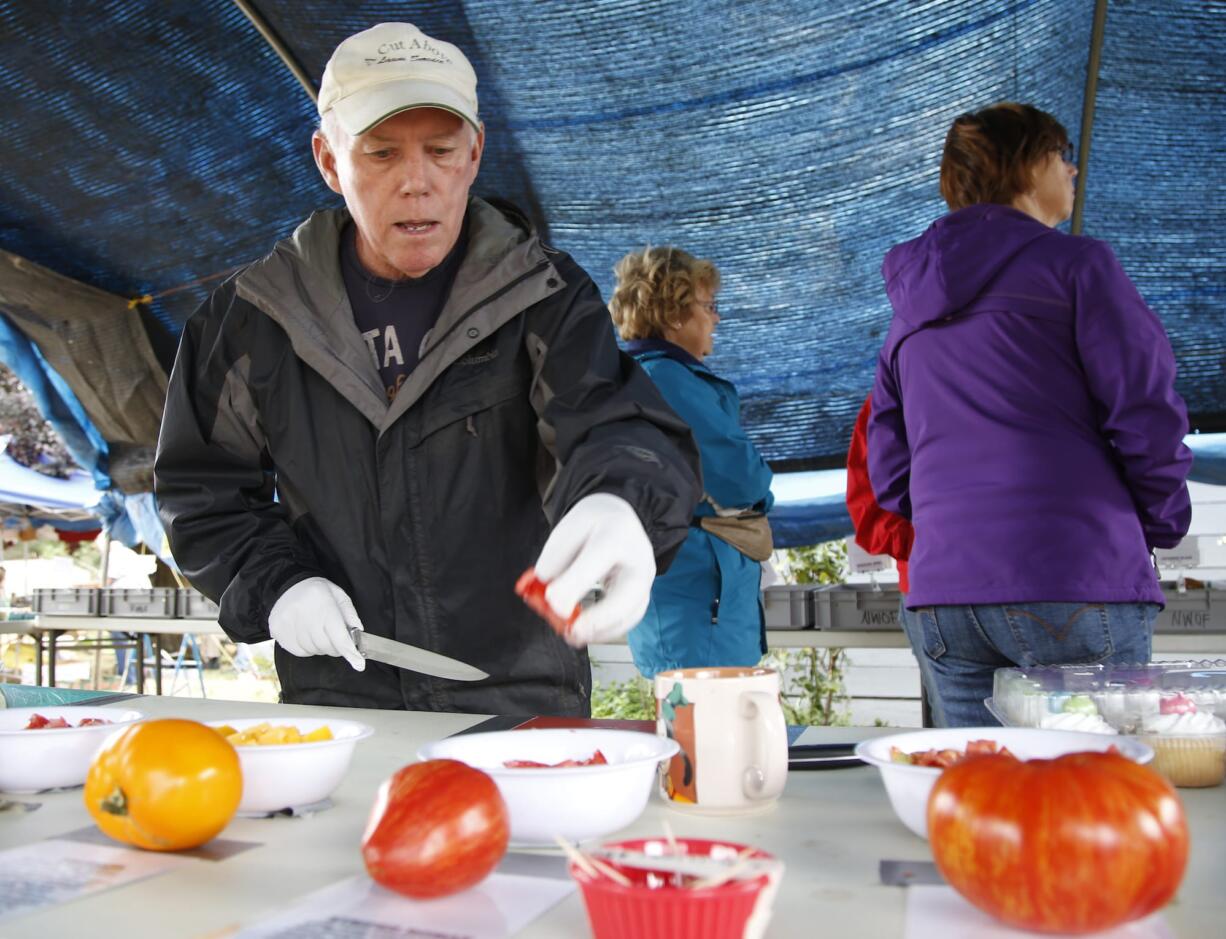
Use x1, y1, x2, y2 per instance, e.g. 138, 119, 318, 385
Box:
928, 750, 1188, 934
361, 759, 509, 899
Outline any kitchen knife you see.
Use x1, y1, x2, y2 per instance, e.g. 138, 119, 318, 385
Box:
347, 627, 488, 681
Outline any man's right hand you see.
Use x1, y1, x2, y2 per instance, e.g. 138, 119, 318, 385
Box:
268, 577, 366, 671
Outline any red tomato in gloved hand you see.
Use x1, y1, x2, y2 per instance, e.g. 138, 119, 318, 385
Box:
362, 759, 510, 899
928, 750, 1188, 935
515, 568, 579, 636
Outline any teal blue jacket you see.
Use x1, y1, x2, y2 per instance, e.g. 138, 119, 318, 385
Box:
625, 340, 774, 677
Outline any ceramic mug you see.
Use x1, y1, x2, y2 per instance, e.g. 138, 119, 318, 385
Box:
654, 666, 788, 815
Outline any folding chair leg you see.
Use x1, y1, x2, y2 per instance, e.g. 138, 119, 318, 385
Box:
188, 634, 206, 697
169, 634, 208, 698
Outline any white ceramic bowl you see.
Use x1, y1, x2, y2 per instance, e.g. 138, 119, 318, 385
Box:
0, 706, 145, 792
418, 728, 679, 845
206, 717, 373, 814
855, 726, 1155, 839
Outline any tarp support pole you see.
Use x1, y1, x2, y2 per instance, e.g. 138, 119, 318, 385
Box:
100, 531, 111, 586
233, 1, 317, 102
1072, 0, 1109, 235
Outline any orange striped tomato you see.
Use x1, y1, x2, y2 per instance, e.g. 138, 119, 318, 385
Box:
928, 750, 1188, 934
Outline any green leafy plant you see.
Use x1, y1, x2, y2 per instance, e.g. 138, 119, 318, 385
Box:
782, 539, 848, 586
590, 675, 656, 721
764, 539, 853, 725
764, 647, 851, 726
588, 539, 879, 727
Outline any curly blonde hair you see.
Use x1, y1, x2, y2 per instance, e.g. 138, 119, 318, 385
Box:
609, 246, 720, 341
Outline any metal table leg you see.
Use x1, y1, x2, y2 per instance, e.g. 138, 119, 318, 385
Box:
154, 634, 163, 696
135, 633, 145, 695
34, 631, 43, 686
47, 630, 59, 687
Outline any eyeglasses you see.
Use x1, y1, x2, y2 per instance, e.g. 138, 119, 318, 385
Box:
695, 300, 719, 315
1057, 142, 1076, 165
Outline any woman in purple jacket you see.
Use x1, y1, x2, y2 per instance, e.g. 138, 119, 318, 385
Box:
867, 102, 1193, 727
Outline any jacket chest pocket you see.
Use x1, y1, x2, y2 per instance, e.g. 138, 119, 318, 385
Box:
410, 350, 529, 447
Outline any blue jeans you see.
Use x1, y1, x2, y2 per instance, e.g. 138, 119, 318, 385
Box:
900, 601, 1157, 727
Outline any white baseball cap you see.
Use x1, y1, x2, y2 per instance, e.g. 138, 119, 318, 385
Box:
317, 23, 480, 136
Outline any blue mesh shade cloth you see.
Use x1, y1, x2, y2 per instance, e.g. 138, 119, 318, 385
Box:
0, 0, 1220, 474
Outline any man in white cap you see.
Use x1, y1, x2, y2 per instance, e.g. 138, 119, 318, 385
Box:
155, 23, 701, 715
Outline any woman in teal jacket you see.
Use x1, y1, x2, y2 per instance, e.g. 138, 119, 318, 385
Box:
610, 247, 774, 677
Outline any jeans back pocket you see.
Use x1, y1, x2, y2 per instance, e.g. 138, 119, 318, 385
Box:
1003, 602, 1112, 666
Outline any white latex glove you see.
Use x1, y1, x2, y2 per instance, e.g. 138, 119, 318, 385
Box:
534, 493, 656, 648
268, 577, 366, 671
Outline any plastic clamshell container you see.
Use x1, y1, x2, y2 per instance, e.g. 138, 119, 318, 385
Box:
990, 661, 1226, 788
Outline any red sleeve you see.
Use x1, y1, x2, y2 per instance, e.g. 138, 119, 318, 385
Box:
847, 396, 914, 563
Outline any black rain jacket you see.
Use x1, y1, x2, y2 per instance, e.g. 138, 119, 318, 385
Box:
155, 197, 701, 716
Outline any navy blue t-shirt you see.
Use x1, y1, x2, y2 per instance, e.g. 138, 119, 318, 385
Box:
341, 220, 468, 402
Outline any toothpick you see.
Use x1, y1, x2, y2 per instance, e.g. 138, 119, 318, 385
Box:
586, 854, 633, 887
661, 818, 680, 855
555, 834, 599, 878
689, 856, 753, 890
659, 819, 684, 887
554, 835, 631, 886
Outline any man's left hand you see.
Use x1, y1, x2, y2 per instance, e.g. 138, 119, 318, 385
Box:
534, 493, 655, 647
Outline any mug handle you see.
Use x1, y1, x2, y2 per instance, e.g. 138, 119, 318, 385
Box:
741, 691, 788, 801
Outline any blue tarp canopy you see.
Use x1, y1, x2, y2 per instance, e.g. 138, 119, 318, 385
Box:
0, 449, 98, 532
0, 0, 1221, 477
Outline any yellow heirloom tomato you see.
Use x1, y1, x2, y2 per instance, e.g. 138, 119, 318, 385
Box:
84, 718, 242, 851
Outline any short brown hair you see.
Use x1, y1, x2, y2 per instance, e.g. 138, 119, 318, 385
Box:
609, 246, 720, 341
939, 103, 1070, 211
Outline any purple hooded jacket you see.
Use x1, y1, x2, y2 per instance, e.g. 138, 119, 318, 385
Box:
867, 204, 1192, 608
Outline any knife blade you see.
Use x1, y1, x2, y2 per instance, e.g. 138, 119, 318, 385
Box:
347, 627, 488, 682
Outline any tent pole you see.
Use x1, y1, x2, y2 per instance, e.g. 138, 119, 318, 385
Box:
99, 531, 111, 586
233, 1, 318, 103
1072, 0, 1110, 236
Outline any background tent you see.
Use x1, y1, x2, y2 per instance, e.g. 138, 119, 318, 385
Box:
0, 1, 1222, 514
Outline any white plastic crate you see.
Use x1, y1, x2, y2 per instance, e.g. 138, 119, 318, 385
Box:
31, 587, 99, 616
1154, 586, 1226, 633
100, 587, 176, 618
813, 585, 904, 631
176, 588, 221, 620
762, 585, 816, 629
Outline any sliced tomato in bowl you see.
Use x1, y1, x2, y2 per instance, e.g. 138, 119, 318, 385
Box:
504, 749, 609, 768
25, 713, 70, 730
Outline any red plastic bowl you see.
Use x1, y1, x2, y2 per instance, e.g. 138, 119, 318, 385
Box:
569, 838, 777, 939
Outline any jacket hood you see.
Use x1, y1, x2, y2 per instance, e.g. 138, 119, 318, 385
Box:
882, 204, 1055, 328
233, 196, 560, 432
